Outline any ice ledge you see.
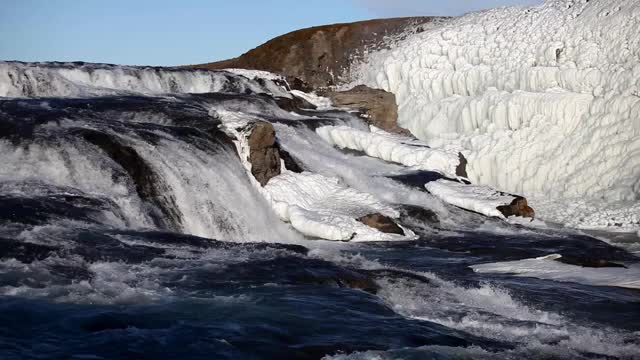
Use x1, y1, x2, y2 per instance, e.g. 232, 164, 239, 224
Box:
425, 179, 535, 219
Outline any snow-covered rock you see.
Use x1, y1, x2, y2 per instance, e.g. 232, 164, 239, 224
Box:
350, 0, 640, 230
425, 179, 533, 219
214, 108, 417, 242
264, 172, 417, 242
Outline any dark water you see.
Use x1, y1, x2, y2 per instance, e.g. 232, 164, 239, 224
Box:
0, 65, 639, 359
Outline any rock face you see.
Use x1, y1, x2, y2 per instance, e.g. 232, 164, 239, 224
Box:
497, 196, 535, 219
323, 85, 411, 136
247, 121, 281, 186
185, 17, 441, 89
357, 213, 405, 235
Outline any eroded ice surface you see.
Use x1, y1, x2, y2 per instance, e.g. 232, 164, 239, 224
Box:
350, 0, 640, 231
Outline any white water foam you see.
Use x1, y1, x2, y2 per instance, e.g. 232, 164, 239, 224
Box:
374, 273, 640, 358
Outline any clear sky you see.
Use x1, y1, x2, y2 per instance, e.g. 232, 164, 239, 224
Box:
0, 0, 541, 66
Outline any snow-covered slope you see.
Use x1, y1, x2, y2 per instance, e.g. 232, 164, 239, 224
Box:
350, 0, 640, 230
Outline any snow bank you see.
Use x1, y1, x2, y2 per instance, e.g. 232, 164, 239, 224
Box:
316, 125, 461, 177
351, 0, 640, 228
265, 172, 416, 242
472, 254, 640, 290
0, 61, 289, 98
425, 179, 518, 219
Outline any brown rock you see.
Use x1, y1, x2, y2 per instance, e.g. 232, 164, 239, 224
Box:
456, 153, 468, 178
184, 17, 443, 89
323, 85, 411, 136
357, 213, 405, 235
497, 196, 535, 219
247, 121, 281, 186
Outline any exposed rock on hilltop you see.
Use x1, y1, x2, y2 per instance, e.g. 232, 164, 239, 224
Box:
185, 17, 441, 89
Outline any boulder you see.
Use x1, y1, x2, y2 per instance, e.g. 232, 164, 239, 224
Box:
247, 121, 281, 186
323, 85, 412, 136
497, 196, 535, 218
357, 213, 405, 235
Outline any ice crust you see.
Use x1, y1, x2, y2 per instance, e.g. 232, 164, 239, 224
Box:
472, 254, 640, 290
316, 125, 461, 177
350, 0, 640, 229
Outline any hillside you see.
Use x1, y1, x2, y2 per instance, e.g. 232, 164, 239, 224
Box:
185, 17, 444, 89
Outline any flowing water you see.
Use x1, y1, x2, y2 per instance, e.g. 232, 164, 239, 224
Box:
0, 62, 638, 360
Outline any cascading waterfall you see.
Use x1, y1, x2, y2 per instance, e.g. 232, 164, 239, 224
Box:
0, 59, 638, 359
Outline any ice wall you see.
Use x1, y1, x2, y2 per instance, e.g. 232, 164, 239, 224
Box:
351, 0, 640, 204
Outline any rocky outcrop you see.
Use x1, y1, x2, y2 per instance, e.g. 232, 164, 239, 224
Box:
322, 85, 411, 136
247, 121, 281, 186
357, 213, 405, 235
496, 196, 535, 219
185, 17, 441, 89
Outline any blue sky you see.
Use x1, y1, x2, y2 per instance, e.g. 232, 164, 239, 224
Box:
0, 0, 541, 66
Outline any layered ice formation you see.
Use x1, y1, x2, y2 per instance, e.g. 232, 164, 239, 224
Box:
316, 125, 461, 177
350, 0, 640, 230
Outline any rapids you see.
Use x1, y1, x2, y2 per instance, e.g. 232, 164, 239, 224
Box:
0, 62, 638, 359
